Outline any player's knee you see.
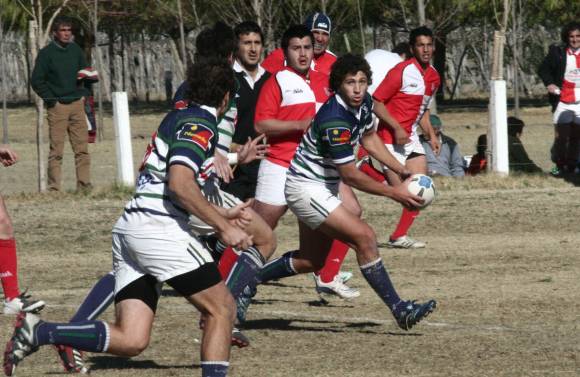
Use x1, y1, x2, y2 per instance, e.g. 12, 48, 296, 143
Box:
123, 336, 150, 357
354, 227, 377, 253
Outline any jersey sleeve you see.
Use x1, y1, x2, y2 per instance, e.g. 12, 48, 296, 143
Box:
167, 118, 217, 174
372, 63, 403, 104
320, 120, 355, 165
254, 75, 281, 123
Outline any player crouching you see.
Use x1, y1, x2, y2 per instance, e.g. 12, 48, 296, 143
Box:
281, 54, 436, 330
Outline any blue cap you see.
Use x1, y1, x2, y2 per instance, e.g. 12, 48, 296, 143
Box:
304, 12, 332, 34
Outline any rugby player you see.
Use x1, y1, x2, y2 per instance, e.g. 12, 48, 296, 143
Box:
3, 59, 263, 377
244, 54, 436, 334
371, 26, 441, 249
262, 12, 336, 76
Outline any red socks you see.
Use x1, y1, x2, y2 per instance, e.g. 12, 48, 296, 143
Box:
390, 208, 420, 240
358, 160, 386, 183
317, 240, 349, 283
218, 247, 240, 280
0, 239, 20, 300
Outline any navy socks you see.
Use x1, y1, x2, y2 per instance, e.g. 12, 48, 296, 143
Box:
360, 258, 401, 311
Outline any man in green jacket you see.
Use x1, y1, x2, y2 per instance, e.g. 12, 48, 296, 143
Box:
31, 17, 91, 191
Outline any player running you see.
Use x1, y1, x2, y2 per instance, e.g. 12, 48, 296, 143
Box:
3, 59, 264, 377
244, 54, 436, 332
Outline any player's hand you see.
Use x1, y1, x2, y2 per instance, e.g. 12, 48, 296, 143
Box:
547, 84, 561, 95
399, 168, 413, 180
0, 146, 18, 167
224, 200, 253, 230
394, 128, 410, 145
388, 183, 424, 209
201, 173, 223, 207
237, 134, 269, 165
429, 137, 441, 156
218, 224, 253, 250
213, 153, 234, 183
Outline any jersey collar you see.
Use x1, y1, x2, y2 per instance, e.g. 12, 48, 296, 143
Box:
233, 59, 267, 85
336, 93, 363, 120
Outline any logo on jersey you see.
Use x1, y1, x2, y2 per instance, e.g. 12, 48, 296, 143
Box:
327, 127, 351, 146
177, 123, 214, 151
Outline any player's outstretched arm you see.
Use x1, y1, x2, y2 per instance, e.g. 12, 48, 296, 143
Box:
360, 130, 408, 177
0, 145, 18, 167
168, 164, 253, 250
337, 162, 422, 208
372, 99, 409, 145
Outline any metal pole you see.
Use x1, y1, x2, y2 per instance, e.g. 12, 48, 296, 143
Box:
112, 92, 134, 186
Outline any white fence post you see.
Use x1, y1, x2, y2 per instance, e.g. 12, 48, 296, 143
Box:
489, 80, 509, 175
112, 92, 135, 186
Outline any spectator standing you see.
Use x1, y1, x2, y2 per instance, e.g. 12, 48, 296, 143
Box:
420, 114, 465, 177
31, 17, 91, 191
538, 21, 580, 176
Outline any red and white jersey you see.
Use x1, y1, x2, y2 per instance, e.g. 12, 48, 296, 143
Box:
262, 48, 337, 76
373, 57, 440, 144
254, 67, 330, 167
560, 48, 580, 104
364, 49, 403, 95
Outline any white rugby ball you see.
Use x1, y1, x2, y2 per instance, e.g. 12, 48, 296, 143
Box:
406, 174, 436, 209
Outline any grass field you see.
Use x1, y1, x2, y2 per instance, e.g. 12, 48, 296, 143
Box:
0, 105, 579, 376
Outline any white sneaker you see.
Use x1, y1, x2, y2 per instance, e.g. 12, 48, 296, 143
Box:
3, 292, 45, 315
386, 235, 426, 249
313, 274, 360, 299
338, 271, 353, 283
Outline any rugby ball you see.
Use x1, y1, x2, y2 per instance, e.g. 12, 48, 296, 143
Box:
406, 174, 436, 209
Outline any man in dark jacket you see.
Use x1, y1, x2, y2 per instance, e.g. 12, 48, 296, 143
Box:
31, 17, 91, 191
538, 21, 580, 176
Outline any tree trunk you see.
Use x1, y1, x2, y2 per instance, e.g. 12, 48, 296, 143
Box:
29, 20, 47, 192
1, 17, 8, 143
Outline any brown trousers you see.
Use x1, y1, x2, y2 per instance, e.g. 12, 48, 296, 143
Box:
47, 99, 91, 191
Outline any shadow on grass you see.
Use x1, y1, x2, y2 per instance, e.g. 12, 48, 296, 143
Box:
240, 318, 422, 337
87, 356, 194, 371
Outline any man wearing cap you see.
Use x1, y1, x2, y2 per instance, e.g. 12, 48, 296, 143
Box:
420, 115, 465, 177
262, 12, 336, 76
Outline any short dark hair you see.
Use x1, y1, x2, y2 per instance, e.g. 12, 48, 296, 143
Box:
195, 21, 235, 61
409, 26, 433, 46
507, 116, 525, 136
392, 42, 411, 59
281, 24, 313, 52
561, 21, 580, 45
329, 54, 372, 93
185, 58, 235, 108
235, 21, 264, 44
52, 16, 73, 32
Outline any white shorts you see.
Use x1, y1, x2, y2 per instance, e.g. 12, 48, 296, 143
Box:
382, 138, 425, 171
255, 159, 288, 206
112, 231, 214, 294
553, 102, 580, 125
188, 188, 241, 235
285, 175, 342, 229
